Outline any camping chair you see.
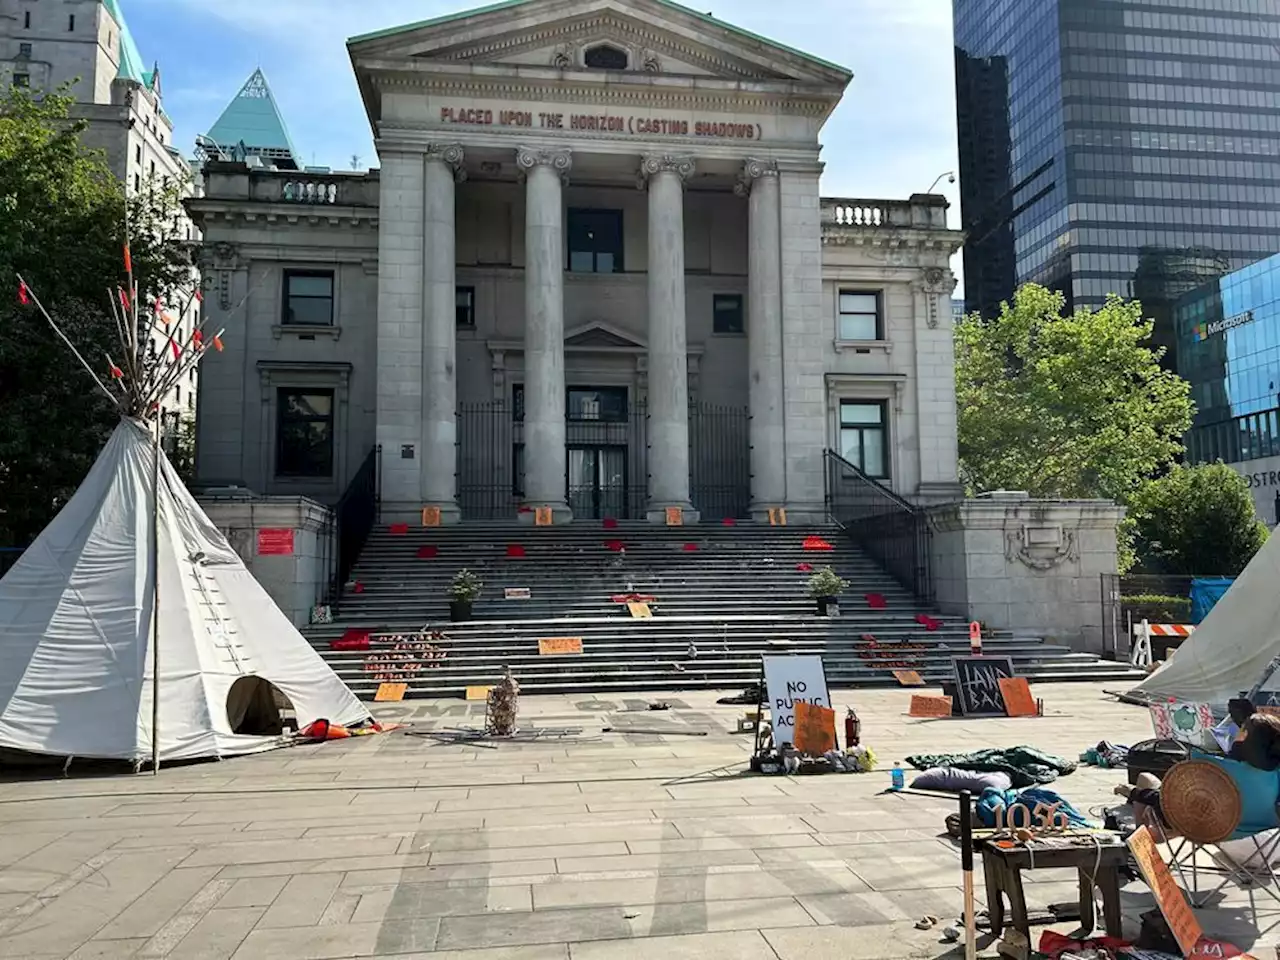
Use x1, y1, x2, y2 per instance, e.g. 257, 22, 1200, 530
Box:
1156, 756, 1280, 912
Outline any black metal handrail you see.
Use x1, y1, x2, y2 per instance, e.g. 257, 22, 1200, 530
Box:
823, 449, 933, 603
328, 446, 380, 609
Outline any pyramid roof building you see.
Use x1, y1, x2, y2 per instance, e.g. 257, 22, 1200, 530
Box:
199, 69, 301, 170
0, 420, 369, 764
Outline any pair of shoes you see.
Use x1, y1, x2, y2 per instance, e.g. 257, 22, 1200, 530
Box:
914, 915, 939, 931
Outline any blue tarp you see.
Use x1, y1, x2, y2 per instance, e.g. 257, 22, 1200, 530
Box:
1190, 577, 1234, 624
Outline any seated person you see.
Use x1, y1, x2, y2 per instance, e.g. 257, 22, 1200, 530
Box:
1113, 712, 1280, 832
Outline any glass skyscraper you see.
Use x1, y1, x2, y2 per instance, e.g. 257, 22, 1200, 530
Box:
954, 0, 1280, 369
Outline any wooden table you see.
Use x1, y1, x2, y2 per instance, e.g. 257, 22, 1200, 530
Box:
978, 835, 1127, 940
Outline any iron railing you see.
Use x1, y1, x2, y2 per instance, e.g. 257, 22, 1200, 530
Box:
456, 401, 749, 521
327, 445, 380, 608
824, 449, 933, 603
1100, 573, 1201, 661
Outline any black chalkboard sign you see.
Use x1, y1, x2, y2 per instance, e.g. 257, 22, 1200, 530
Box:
951, 656, 1016, 717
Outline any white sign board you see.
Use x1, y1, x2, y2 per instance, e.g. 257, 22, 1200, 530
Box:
762, 656, 831, 743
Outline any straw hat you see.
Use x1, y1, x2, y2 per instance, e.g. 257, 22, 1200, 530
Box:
1161, 761, 1242, 844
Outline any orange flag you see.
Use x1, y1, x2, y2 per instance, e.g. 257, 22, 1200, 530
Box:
123, 244, 132, 275
213, 334, 224, 352
17, 282, 29, 305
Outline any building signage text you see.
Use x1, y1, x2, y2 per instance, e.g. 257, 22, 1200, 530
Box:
439, 106, 761, 140
1195, 310, 1254, 341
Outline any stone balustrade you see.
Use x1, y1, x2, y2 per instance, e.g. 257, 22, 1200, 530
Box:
281, 180, 339, 204
821, 194, 949, 230
198, 161, 381, 207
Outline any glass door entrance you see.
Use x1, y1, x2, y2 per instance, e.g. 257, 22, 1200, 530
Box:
567, 446, 628, 520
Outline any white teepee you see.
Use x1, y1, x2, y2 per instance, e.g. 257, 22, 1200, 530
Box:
0, 419, 370, 763
1129, 529, 1280, 709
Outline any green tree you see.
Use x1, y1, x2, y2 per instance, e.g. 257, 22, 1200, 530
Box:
0, 87, 191, 547
955, 284, 1194, 501
1129, 463, 1268, 575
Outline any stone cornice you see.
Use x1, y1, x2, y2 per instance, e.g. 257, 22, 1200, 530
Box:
359, 61, 836, 117
187, 202, 379, 230
821, 227, 964, 255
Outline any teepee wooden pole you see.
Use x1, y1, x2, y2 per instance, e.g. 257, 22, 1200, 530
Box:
150, 418, 161, 775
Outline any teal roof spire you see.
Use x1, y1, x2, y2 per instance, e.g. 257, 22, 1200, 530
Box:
202, 69, 301, 170
101, 0, 149, 86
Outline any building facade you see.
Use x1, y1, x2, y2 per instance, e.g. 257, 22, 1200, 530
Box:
187, 0, 963, 525
954, 0, 1280, 365
1178, 251, 1280, 525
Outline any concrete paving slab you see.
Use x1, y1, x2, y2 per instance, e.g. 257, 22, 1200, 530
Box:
568, 930, 777, 960
256, 873, 342, 929
230, 918, 440, 959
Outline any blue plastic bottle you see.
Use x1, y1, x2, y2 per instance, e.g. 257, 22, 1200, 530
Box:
891, 762, 905, 791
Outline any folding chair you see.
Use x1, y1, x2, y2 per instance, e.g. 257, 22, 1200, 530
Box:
1157, 757, 1280, 913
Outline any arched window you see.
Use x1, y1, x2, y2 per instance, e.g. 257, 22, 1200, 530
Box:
584, 44, 629, 70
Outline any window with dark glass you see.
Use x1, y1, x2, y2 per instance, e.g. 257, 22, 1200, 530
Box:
456, 286, 475, 328
512, 385, 627, 422
839, 401, 888, 479
282, 270, 334, 326
838, 290, 882, 341
13, 73, 29, 88
23, 10, 30, 28
67, 13, 74, 30
18, 42, 32, 58
584, 44, 628, 70
512, 443, 525, 497
276, 389, 334, 478
568, 209, 623, 273
713, 294, 744, 334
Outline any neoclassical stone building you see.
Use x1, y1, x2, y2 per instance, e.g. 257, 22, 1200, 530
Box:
188, 0, 963, 525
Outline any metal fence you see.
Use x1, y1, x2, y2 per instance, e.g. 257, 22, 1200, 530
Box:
824, 449, 933, 603
327, 445, 380, 609
456, 401, 749, 522
1100, 573, 1200, 661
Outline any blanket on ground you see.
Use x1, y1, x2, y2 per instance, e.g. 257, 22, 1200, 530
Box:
905, 746, 1077, 787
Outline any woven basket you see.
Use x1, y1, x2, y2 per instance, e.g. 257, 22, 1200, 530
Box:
1160, 761, 1242, 844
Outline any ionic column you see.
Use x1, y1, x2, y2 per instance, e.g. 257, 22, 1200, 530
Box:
640, 154, 698, 524
516, 146, 573, 522
421, 143, 465, 523
737, 158, 786, 519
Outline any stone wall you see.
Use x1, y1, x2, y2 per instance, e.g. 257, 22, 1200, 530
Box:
927, 493, 1126, 652
199, 496, 333, 629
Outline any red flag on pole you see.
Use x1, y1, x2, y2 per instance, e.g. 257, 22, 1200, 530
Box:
17, 282, 29, 305
213, 334, 224, 352
119, 288, 130, 311
123, 244, 132, 275
110, 364, 123, 379
192, 329, 204, 346
169, 339, 180, 360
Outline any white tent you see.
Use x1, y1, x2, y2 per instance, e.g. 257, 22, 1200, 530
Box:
1129, 528, 1280, 709
0, 419, 370, 764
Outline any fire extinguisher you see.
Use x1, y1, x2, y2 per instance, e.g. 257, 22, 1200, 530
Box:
845, 707, 861, 747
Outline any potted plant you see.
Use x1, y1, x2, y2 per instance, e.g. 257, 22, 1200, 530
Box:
808, 566, 849, 616
449, 568, 482, 622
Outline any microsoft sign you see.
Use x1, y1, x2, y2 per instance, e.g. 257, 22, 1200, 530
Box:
1194, 310, 1254, 342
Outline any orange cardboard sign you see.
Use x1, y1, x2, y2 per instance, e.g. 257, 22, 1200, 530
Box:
909, 694, 953, 718
465, 685, 492, 701
768, 507, 787, 526
793, 701, 837, 755
893, 670, 925, 687
422, 506, 442, 527
1128, 826, 1203, 956
627, 601, 652, 619
998, 677, 1037, 717
374, 682, 408, 702
535, 506, 553, 526
538, 637, 583, 656
665, 507, 684, 526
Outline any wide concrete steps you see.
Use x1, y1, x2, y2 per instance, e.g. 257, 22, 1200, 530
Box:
305, 522, 1144, 698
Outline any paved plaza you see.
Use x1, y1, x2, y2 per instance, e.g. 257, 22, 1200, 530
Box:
0, 683, 1275, 959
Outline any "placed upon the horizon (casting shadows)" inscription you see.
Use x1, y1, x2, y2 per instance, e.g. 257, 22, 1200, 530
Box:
439, 106, 762, 140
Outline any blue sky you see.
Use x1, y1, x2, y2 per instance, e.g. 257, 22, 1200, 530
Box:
125, 0, 963, 287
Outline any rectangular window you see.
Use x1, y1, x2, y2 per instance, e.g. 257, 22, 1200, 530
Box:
13, 73, 30, 88
568, 387, 628, 422
839, 401, 889, 479
18, 42, 31, 57
456, 286, 475, 328
568, 209, 623, 273
68, 13, 75, 30
23, 11, 30, 28
135, 144, 141, 163
713, 294, 744, 334
512, 443, 525, 498
838, 290, 883, 341
276, 389, 335, 478
282, 270, 334, 326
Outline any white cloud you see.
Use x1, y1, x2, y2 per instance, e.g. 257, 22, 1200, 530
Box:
140, 0, 964, 292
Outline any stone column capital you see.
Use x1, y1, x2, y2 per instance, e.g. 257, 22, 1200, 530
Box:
424, 142, 466, 182
516, 146, 573, 184
637, 154, 696, 190
734, 157, 779, 197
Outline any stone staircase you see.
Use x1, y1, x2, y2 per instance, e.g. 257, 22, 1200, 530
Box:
303, 523, 1144, 699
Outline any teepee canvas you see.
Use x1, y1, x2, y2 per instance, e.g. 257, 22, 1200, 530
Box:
1129, 530, 1280, 709
6, 240, 369, 766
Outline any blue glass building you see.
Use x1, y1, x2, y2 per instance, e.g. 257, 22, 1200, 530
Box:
955, 0, 1280, 370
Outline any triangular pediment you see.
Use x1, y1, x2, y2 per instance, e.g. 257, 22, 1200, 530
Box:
564, 321, 646, 349
349, 0, 851, 86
